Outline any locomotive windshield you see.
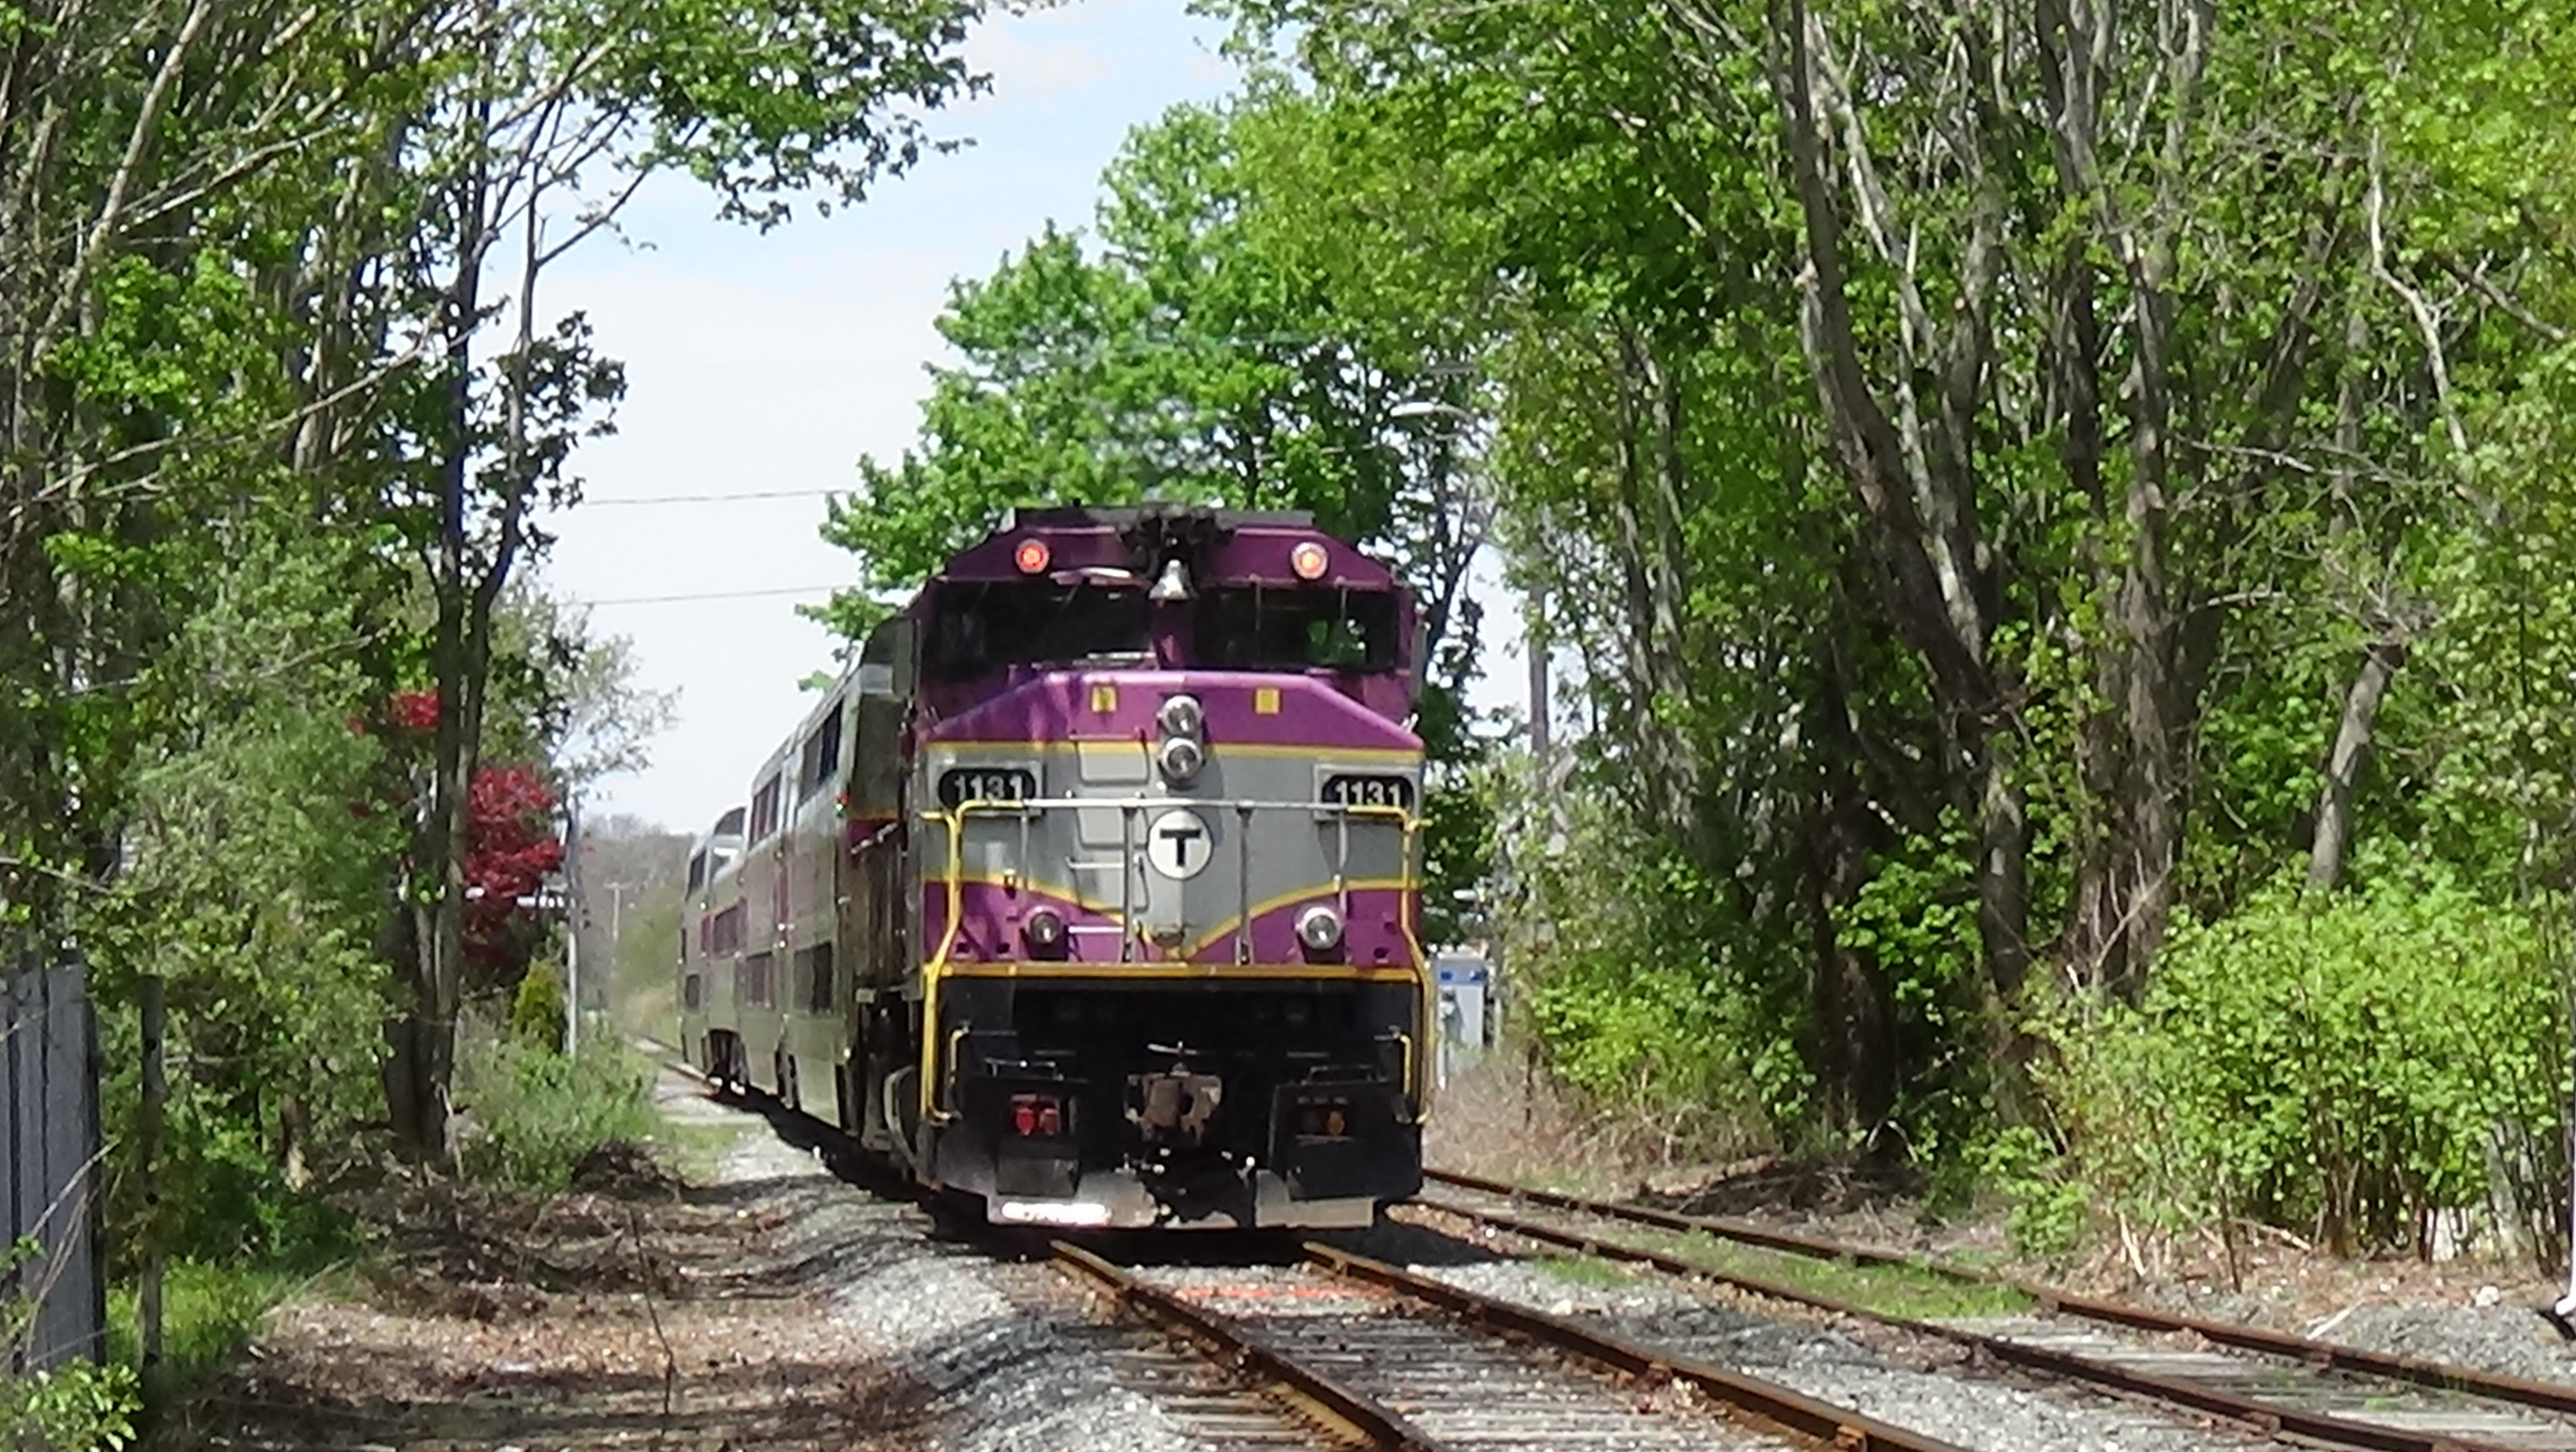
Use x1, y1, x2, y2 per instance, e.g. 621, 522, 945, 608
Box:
926, 580, 1150, 677
924, 577, 1402, 677
1195, 586, 1399, 672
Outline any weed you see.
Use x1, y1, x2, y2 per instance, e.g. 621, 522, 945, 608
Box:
1652, 1227, 2030, 1322
456, 1033, 657, 1191
1532, 1255, 1632, 1290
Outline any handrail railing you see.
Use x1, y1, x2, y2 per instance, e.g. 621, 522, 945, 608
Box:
914, 794, 1426, 1123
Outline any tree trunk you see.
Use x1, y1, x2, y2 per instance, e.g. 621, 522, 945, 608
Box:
386, 143, 491, 1162
2306, 638, 2405, 893
1977, 733, 2032, 1000
1765, 0, 2023, 1004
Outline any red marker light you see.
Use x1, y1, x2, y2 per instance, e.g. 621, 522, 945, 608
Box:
1290, 541, 1328, 580
1015, 538, 1052, 574
1009, 1092, 1064, 1137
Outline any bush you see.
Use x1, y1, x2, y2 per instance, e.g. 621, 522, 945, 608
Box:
1, 1360, 139, 1452
456, 1035, 657, 1190
510, 961, 568, 1050
1510, 787, 1807, 1164
2041, 865, 2568, 1259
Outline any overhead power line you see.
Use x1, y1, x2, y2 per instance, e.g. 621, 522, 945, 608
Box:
578, 486, 843, 506
580, 583, 848, 606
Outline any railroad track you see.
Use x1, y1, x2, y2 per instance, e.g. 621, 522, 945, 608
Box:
1417, 1167, 2576, 1452
1056, 1236, 1975, 1451
656, 1046, 2396, 1451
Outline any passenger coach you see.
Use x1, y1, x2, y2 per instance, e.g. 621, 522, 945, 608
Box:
678, 506, 1432, 1229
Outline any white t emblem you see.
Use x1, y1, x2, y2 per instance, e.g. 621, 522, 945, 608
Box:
1145, 809, 1213, 879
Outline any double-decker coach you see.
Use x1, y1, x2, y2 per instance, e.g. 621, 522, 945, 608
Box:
681, 505, 1431, 1230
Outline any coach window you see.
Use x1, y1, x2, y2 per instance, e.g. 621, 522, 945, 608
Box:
926, 579, 1149, 678
1196, 586, 1399, 672
686, 851, 707, 892
799, 700, 844, 801
801, 943, 835, 1013
750, 774, 781, 840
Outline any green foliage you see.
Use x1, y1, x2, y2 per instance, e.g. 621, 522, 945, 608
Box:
813, 97, 1503, 924
80, 530, 401, 1269
457, 1035, 658, 1191
0, 1360, 139, 1452
1957, 1125, 2089, 1258
812, 103, 1437, 614
2041, 865, 2568, 1255
1510, 780, 1809, 1157
510, 962, 569, 1050
105, 1258, 334, 1395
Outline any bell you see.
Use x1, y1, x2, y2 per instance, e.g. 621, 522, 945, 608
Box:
1149, 557, 1194, 602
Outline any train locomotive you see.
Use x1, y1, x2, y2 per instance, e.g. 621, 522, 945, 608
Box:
676, 506, 1431, 1230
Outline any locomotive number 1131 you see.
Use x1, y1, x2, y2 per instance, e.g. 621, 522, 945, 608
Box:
1321, 774, 1414, 810
937, 768, 1038, 808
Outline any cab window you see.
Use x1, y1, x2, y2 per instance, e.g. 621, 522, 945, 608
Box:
926, 580, 1149, 679
1195, 587, 1398, 672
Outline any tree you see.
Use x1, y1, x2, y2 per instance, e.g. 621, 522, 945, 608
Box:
1222, 0, 2576, 1153
815, 100, 1499, 932
376, 0, 988, 1160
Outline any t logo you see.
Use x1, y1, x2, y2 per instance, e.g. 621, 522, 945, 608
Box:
1146, 809, 1213, 880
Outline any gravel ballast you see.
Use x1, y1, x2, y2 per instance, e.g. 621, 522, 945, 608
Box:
1396, 1248, 2274, 1452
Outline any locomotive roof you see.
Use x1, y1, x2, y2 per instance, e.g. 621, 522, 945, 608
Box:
944, 501, 1400, 592
1000, 504, 1317, 532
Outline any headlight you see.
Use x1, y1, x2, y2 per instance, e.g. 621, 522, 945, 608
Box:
1158, 693, 1204, 738
1157, 736, 1204, 784
1296, 904, 1344, 952
1023, 908, 1065, 952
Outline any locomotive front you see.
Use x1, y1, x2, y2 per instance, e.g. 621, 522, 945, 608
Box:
909, 506, 1430, 1230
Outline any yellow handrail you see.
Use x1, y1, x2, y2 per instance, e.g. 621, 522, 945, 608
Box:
913, 794, 1436, 1126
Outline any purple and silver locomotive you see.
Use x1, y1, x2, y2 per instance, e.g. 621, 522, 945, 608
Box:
678, 506, 1432, 1229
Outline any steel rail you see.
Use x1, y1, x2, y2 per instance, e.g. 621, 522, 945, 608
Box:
1427, 1165, 2576, 1421
1050, 1240, 1449, 1452
1298, 1240, 1976, 1452
1415, 1186, 2545, 1452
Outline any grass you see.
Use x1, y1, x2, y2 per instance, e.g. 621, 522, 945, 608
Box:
645, 1119, 750, 1184
456, 1032, 660, 1191
1532, 1254, 1634, 1290
106, 1254, 353, 1390
1643, 1225, 2032, 1321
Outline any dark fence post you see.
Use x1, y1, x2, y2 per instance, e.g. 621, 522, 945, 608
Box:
139, 973, 165, 1414
3, 941, 106, 1375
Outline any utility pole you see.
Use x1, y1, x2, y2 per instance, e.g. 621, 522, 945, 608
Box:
1528, 580, 1550, 763
606, 879, 629, 1024
563, 791, 581, 1056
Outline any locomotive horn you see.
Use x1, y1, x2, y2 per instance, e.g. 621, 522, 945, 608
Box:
1149, 558, 1195, 602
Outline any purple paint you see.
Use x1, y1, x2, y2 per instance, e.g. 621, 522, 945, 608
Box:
924, 669, 1419, 753
944, 510, 1399, 591
925, 881, 1418, 969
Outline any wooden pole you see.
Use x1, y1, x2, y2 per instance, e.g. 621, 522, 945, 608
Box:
137, 973, 165, 1417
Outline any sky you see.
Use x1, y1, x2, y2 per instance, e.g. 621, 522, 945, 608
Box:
538, 0, 1527, 835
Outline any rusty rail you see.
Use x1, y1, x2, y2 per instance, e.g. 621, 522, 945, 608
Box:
1418, 1177, 2553, 1452
1052, 1240, 1449, 1451
1426, 1166, 2576, 1421
1300, 1240, 1976, 1452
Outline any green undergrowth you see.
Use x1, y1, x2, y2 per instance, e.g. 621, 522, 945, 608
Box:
1531, 1255, 1634, 1290
456, 1033, 659, 1191
646, 1119, 750, 1185
1524, 1216, 2030, 1321
107, 1255, 351, 1391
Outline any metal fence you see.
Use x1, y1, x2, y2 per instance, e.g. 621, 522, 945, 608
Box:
2, 949, 105, 1371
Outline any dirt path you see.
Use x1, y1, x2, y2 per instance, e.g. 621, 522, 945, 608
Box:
180, 1069, 939, 1451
